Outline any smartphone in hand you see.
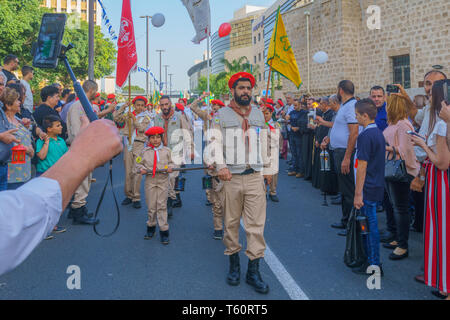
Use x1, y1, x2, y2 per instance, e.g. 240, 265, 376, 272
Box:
407, 130, 426, 141
386, 84, 400, 94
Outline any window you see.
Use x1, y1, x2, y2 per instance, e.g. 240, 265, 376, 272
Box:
254, 56, 257, 64
254, 36, 256, 44
392, 55, 411, 89
258, 53, 261, 62
259, 73, 262, 82
258, 33, 261, 42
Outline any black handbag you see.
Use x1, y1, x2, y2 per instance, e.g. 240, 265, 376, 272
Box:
385, 146, 409, 183
344, 208, 367, 268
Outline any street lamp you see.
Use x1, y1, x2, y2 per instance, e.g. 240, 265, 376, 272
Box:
140, 14, 165, 99
169, 73, 174, 97
164, 65, 169, 94
156, 49, 165, 91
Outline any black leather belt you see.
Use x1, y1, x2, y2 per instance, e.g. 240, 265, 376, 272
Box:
240, 168, 255, 175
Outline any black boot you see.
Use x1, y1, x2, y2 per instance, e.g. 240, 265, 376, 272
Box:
68, 207, 93, 219
144, 226, 156, 239
121, 197, 132, 206
167, 198, 173, 218
132, 201, 142, 209
226, 253, 240, 286
172, 193, 182, 208
160, 230, 170, 245
246, 258, 269, 294
72, 206, 99, 225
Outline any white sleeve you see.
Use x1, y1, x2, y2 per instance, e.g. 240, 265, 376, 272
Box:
0, 178, 62, 276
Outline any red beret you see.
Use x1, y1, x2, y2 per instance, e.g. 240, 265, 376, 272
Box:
265, 104, 274, 113
211, 99, 225, 107
107, 94, 116, 100
175, 103, 185, 112
228, 72, 256, 90
277, 99, 284, 107
132, 96, 148, 105
145, 126, 165, 137
100, 100, 105, 105
261, 98, 275, 105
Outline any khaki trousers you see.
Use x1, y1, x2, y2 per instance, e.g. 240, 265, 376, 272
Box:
269, 173, 278, 196
145, 177, 169, 232
168, 166, 180, 200
211, 178, 224, 231
123, 144, 134, 199
223, 172, 267, 260
72, 173, 92, 209
130, 141, 145, 202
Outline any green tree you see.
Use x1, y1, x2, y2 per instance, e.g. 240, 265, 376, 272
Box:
122, 85, 145, 93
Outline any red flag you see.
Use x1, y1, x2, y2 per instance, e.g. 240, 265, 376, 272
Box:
116, 0, 137, 88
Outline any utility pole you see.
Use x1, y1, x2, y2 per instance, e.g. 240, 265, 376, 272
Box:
156, 50, 165, 91
88, 0, 95, 80
169, 73, 174, 97
164, 65, 169, 94
140, 15, 151, 100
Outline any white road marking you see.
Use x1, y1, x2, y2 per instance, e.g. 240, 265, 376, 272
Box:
240, 221, 309, 300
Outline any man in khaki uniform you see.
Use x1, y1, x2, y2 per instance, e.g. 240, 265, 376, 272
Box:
154, 96, 194, 211
191, 95, 226, 239
136, 126, 173, 245
212, 72, 277, 294
66, 80, 100, 225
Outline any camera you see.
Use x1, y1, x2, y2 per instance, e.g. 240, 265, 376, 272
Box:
386, 84, 399, 94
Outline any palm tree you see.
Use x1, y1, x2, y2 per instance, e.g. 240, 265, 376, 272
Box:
216, 57, 257, 82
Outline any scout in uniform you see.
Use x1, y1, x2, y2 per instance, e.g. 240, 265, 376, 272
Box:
263, 104, 282, 202
136, 126, 173, 245
154, 95, 194, 212
213, 72, 277, 294
190, 94, 226, 239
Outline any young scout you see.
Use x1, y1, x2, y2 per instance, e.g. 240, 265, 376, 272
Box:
263, 104, 282, 202
137, 126, 173, 245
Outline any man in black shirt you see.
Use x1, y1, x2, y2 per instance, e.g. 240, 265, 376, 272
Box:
2, 55, 19, 84
287, 100, 305, 178
33, 86, 67, 139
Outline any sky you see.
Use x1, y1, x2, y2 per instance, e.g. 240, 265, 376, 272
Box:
100, 0, 274, 93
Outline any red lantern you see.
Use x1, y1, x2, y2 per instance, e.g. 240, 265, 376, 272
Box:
218, 23, 232, 38
11, 145, 27, 164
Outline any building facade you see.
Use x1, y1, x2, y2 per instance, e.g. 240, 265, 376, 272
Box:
188, 59, 212, 92
211, 31, 230, 75
279, 0, 449, 97
41, 0, 101, 25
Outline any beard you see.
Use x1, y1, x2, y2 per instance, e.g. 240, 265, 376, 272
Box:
234, 92, 251, 106
162, 107, 171, 115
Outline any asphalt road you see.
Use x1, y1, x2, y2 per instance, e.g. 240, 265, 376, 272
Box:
0, 155, 436, 300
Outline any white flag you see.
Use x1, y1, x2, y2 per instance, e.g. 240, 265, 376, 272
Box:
181, 0, 211, 44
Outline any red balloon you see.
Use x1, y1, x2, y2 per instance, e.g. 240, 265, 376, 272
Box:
218, 23, 232, 38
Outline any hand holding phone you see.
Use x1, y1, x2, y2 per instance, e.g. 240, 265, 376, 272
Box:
407, 130, 426, 141
386, 84, 400, 94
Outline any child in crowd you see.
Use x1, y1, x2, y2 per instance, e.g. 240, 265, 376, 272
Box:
353, 99, 386, 275
136, 126, 173, 245
36, 115, 69, 238
263, 104, 282, 202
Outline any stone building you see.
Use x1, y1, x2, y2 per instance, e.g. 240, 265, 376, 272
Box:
41, 0, 101, 25
276, 0, 449, 97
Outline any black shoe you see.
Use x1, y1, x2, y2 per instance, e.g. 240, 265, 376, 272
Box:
72, 206, 99, 225
68, 208, 93, 219
167, 198, 173, 218
132, 201, 141, 209
172, 193, 182, 208
144, 226, 156, 240
389, 250, 408, 260
213, 229, 224, 240
205, 200, 213, 206
246, 258, 269, 294
352, 263, 384, 277
121, 197, 132, 206
226, 253, 240, 286
269, 195, 279, 202
331, 222, 346, 229
382, 242, 398, 249
337, 230, 347, 237
160, 230, 170, 245
380, 231, 396, 243
376, 205, 384, 213
431, 290, 448, 299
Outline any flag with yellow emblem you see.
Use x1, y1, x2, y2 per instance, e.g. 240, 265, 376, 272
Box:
267, 7, 302, 89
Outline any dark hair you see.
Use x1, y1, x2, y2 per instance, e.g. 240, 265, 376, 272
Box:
428, 79, 449, 139
338, 80, 355, 95
232, 77, 252, 89
160, 95, 171, 102
66, 93, 76, 104
40, 85, 59, 102
62, 89, 71, 98
3, 54, 18, 65
6, 82, 25, 103
42, 115, 61, 133
1, 87, 19, 109
21, 66, 34, 77
355, 98, 377, 120
424, 70, 447, 80
52, 83, 62, 89
370, 85, 385, 95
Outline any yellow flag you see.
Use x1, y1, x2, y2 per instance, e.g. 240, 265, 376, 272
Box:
267, 8, 302, 89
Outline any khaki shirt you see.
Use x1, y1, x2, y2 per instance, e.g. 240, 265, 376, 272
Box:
135, 146, 173, 185
113, 104, 133, 137
66, 101, 85, 144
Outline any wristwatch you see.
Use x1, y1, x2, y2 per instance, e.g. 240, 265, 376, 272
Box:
419, 175, 425, 181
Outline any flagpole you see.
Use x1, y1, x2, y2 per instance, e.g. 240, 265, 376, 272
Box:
128, 75, 132, 145
206, 29, 211, 130
265, 60, 273, 103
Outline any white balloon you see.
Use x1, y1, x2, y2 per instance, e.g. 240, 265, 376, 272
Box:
313, 51, 329, 64
152, 13, 165, 28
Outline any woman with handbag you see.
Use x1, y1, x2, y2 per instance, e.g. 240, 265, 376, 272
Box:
383, 95, 420, 260
410, 80, 450, 300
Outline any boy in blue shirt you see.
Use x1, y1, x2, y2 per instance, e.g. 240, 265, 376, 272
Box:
353, 99, 386, 275
36, 115, 69, 238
